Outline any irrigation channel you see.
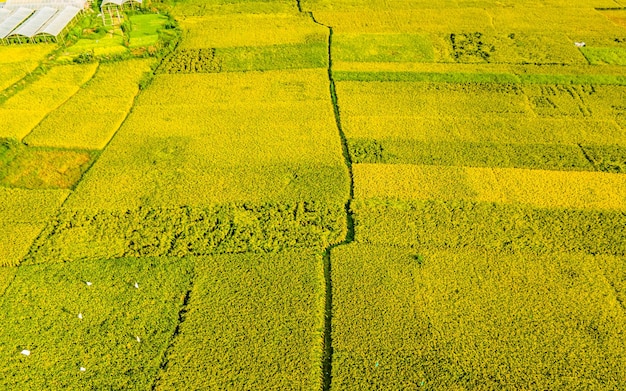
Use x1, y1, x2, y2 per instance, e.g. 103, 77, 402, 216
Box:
298, 1, 357, 389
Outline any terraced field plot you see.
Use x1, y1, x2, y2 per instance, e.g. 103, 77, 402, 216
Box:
1, 0, 626, 389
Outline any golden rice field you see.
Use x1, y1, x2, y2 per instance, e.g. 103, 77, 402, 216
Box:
1, 0, 625, 388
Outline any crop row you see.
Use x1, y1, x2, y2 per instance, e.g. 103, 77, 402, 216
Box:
348, 138, 626, 173
0, 63, 98, 141
0, 45, 55, 92
331, 244, 626, 389
27, 201, 346, 264
24, 59, 154, 150
353, 199, 626, 256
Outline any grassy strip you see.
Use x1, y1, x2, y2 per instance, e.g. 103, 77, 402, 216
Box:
331, 244, 626, 389
348, 138, 595, 171
334, 70, 626, 85
353, 199, 626, 256
154, 250, 324, 389
0, 257, 193, 389
27, 201, 347, 264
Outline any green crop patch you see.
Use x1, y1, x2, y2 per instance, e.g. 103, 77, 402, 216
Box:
333, 33, 435, 63
27, 202, 346, 264
331, 244, 626, 389
158, 48, 222, 73
153, 250, 324, 389
353, 199, 626, 256
581, 47, 626, 65
160, 42, 327, 74
128, 13, 170, 48
0, 257, 193, 389
348, 138, 595, 171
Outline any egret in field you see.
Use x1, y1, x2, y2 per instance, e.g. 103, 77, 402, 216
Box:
134, 282, 139, 289
78, 313, 83, 320
80, 367, 86, 372
20, 350, 30, 356
136, 336, 141, 343
86, 282, 92, 286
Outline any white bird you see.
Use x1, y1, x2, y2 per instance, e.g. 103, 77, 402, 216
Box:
134, 282, 139, 289
86, 282, 92, 286
80, 367, 86, 372
20, 350, 30, 356
136, 336, 141, 343
78, 313, 83, 320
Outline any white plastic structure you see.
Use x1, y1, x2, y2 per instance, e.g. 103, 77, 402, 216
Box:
9, 6, 56, 39
0, 7, 33, 39
3, 0, 87, 11
35, 5, 79, 39
0, 9, 12, 24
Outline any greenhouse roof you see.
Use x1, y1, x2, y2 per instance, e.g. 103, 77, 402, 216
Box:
36, 5, 78, 37
10, 6, 56, 38
3, 0, 87, 11
0, 7, 33, 39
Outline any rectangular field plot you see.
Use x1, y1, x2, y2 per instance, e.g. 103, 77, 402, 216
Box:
24, 59, 154, 150
353, 164, 626, 210
153, 250, 324, 390
62, 70, 349, 210
352, 199, 626, 256
172, 0, 296, 18
0, 257, 193, 390
337, 81, 626, 151
348, 139, 596, 171
331, 244, 626, 390
0, 63, 98, 140
177, 13, 325, 49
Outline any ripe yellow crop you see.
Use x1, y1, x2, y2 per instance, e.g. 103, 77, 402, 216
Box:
331, 244, 626, 389
0, 188, 69, 266
354, 163, 626, 210
0, 45, 55, 91
0, 63, 98, 140
178, 14, 326, 49
154, 250, 324, 390
24, 59, 153, 150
